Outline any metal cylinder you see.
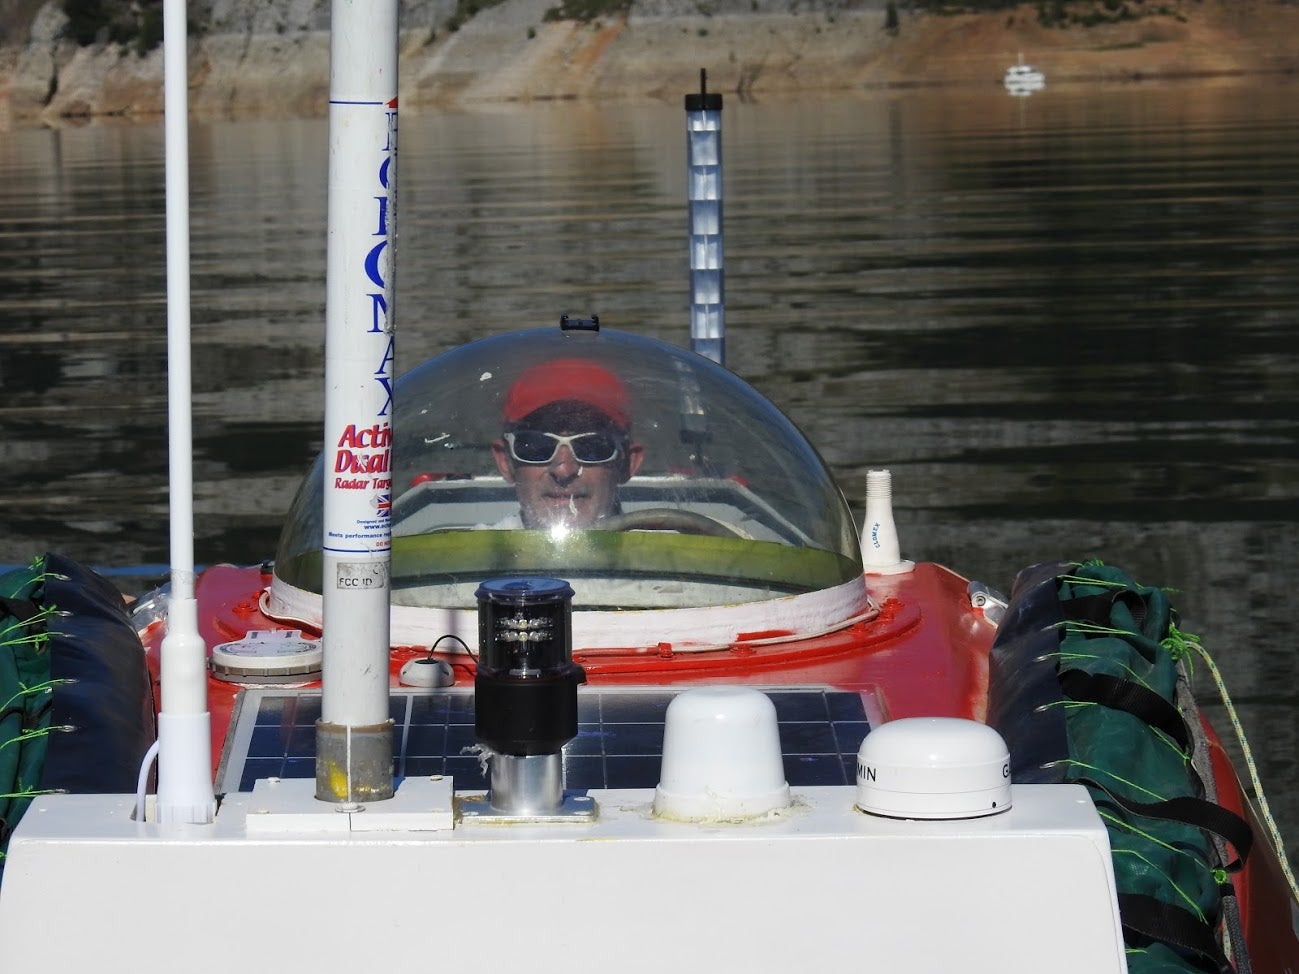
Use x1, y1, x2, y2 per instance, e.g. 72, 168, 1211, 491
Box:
488, 754, 564, 816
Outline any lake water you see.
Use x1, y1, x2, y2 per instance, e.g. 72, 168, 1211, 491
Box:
0, 79, 1296, 866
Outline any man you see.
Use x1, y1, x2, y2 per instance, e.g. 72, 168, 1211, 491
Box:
491, 358, 644, 530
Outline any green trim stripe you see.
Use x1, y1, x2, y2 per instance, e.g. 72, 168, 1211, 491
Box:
279, 530, 858, 596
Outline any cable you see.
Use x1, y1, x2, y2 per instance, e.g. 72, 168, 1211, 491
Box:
135, 738, 161, 823
1188, 638, 1299, 905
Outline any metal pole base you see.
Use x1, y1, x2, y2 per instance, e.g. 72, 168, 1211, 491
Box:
490, 753, 562, 815
315, 719, 394, 803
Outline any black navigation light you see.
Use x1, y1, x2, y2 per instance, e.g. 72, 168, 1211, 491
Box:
474, 577, 586, 814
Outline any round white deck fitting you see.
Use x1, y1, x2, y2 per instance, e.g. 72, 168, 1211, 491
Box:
653, 687, 791, 821
855, 717, 1011, 820
210, 630, 322, 684
398, 657, 455, 688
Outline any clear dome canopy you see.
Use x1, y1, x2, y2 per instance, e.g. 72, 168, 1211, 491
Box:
269, 324, 867, 649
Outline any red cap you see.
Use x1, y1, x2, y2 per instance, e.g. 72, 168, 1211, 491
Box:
503, 358, 631, 430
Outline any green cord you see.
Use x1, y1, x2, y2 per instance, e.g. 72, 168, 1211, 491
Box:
1, 679, 68, 715
1188, 639, 1299, 905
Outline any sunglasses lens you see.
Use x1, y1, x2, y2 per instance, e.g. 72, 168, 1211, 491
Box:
570, 434, 619, 464
510, 431, 559, 463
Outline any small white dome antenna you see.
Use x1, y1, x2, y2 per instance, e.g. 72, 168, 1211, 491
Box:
856, 717, 1012, 820
861, 469, 915, 574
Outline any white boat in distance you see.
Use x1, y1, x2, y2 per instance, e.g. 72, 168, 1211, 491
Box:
1004, 54, 1046, 94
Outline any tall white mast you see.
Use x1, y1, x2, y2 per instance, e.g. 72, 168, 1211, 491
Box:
317, 0, 399, 803
155, 0, 216, 826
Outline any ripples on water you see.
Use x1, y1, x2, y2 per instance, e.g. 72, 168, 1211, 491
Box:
0, 81, 1296, 863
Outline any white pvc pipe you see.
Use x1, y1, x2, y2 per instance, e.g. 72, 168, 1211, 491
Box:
318, 0, 398, 800
156, 0, 215, 825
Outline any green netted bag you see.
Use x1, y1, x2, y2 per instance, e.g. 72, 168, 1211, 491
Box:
0, 558, 58, 880
1, 553, 158, 884
989, 560, 1252, 974
1055, 563, 1244, 974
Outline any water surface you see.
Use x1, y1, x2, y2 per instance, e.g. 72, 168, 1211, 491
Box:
1, 80, 1296, 864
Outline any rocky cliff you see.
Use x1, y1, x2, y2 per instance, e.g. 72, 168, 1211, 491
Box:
2, 0, 1298, 127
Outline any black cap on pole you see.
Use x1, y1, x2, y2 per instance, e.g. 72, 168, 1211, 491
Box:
684, 67, 723, 112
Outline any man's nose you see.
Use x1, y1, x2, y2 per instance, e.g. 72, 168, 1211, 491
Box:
547, 444, 581, 479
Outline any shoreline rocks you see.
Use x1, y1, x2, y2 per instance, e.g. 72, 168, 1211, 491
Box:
2, 0, 1298, 128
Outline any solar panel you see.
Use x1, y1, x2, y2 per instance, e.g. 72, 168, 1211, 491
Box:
218, 687, 872, 795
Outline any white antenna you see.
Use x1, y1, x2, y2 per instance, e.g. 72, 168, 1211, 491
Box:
316, 0, 399, 803
155, 0, 216, 824
861, 469, 915, 575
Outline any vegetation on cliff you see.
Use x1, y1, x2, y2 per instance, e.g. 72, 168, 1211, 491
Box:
542, 0, 631, 24
62, 0, 165, 53
441, 0, 630, 29
914, 0, 1198, 27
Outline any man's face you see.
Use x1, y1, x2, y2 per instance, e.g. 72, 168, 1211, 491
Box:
492, 405, 643, 530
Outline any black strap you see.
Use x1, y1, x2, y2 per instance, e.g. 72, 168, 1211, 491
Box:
1083, 777, 1253, 872
1059, 592, 1122, 627
1118, 893, 1234, 974
1060, 669, 1191, 752
23, 695, 54, 730
0, 597, 45, 634
1060, 589, 1149, 631
0, 692, 53, 732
